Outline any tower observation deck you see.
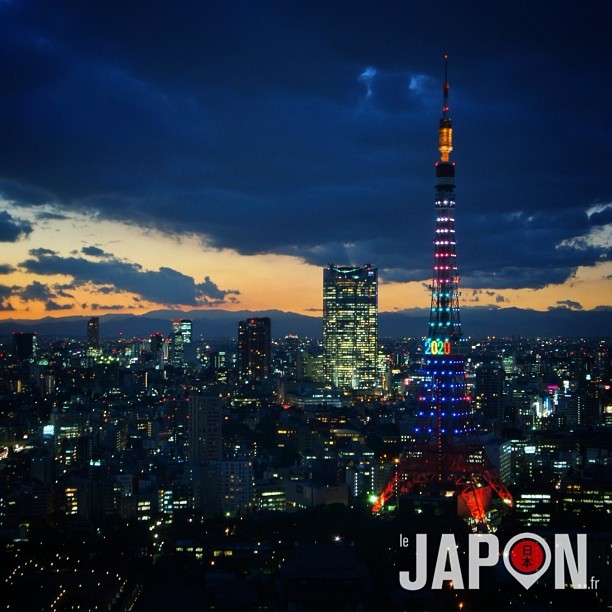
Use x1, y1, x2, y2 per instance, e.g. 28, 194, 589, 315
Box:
372, 57, 512, 526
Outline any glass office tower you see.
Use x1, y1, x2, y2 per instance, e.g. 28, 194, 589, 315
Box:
323, 264, 378, 391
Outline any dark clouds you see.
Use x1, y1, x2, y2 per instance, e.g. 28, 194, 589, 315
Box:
16, 281, 74, 312
0, 285, 15, 311
17, 248, 240, 308
556, 300, 583, 311
81, 246, 111, 258
0, 1, 610, 292
19, 281, 54, 302
0, 211, 32, 242
45, 300, 74, 311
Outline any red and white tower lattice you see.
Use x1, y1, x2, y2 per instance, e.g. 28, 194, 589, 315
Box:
372, 57, 512, 524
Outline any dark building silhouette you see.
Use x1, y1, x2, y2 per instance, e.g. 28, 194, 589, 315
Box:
86, 317, 100, 352
475, 362, 505, 421
281, 333, 301, 381
238, 317, 271, 383
12, 332, 36, 361
189, 394, 223, 465
149, 332, 164, 354
278, 544, 372, 609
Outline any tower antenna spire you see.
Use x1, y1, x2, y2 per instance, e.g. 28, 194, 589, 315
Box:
438, 54, 453, 162
443, 53, 449, 118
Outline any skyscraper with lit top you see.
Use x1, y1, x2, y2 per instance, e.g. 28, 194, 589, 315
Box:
169, 318, 192, 367
323, 264, 378, 391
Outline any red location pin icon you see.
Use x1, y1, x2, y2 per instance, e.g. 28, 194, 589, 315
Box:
503, 533, 551, 590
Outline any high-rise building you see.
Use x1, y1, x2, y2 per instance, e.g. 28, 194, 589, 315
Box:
211, 459, 254, 517
323, 264, 378, 390
189, 393, 224, 518
302, 352, 325, 383
373, 57, 512, 523
189, 393, 223, 465
238, 317, 271, 383
281, 334, 301, 381
169, 318, 192, 367
149, 332, 164, 354
475, 363, 505, 421
12, 332, 36, 361
86, 317, 100, 353
209, 350, 229, 383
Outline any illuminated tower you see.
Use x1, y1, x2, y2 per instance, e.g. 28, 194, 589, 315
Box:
429, 56, 461, 344
323, 264, 378, 390
372, 57, 512, 525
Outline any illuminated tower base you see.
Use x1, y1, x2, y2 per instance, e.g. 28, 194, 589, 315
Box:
373, 352, 512, 524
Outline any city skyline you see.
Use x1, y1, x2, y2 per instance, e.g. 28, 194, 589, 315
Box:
0, 2, 610, 320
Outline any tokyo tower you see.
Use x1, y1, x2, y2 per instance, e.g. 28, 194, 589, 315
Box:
372, 57, 512, 525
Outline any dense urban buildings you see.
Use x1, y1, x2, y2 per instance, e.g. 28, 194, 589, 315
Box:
0, 326, 609, 609
323, 264, 378, 391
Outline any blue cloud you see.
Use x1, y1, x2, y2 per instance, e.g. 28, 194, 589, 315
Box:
0, 210, 32, 242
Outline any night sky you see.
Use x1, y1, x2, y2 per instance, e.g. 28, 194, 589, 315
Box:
0, 1, 610, 318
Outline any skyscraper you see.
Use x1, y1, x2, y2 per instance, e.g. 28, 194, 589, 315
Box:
238, 317, 271, 383
149, 332, 164, 354
169, 318, 192, 367
189, 393, 223, 465
475, 363, 505, 421
323, 264, 378, 391
12, 332, 36, 361
189, 393, 224, 518
86, 317, 100, 353
281, 334, 302, 381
